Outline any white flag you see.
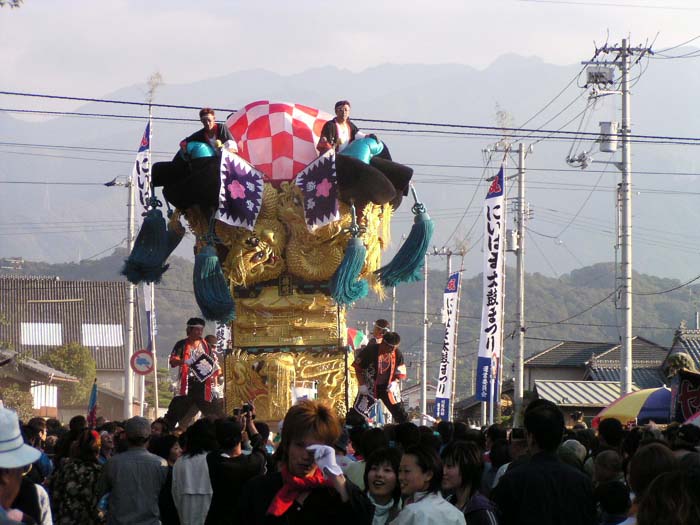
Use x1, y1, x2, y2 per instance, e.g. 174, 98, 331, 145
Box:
476, 166, 506, 402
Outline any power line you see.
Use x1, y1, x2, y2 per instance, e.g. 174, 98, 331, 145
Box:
519, 0, 700, 9
0, 227, 125, 236
0, 180, 114, 186
0, 107, 195, 123
527, 288, 619, 330
3, 92, 700, 144
83, 239, 127, 261
633, 272, 700, 296
527, 230, 560, 277
0, 90, 232, 112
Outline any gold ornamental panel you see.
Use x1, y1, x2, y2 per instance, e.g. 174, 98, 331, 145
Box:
224, 349, 358, 422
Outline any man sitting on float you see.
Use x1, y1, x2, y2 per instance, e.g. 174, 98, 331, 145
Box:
317, 100, 367, 153
180, 107, 236, 156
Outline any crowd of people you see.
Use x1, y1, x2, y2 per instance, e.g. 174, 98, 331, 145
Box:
3, 395, 700, 525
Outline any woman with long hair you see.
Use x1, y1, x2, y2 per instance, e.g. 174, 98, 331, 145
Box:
240, 399, 373, 524
392, 445, 465, 525
363, 448, 402, 525
49, 429, 103, 525
441, 441, 498, 525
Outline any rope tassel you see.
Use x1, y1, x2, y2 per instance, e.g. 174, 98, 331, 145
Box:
330, 204, 369, 306
193, 244, 236, 323
375, 186, 434, 288
121, 207, 169, 284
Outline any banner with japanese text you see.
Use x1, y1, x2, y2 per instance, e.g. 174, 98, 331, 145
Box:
476, 166, 506, 402
435, 271, 460, 419
133, 122, 151, 218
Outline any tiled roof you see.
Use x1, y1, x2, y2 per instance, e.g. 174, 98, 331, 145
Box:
669, 327, 700, 369
534, 380, 637, 407
586, 362, 666, 389
592, 337, 668, 363
0, 349, 78, 383
0, 276, 143, 370
525, 337, 667, 368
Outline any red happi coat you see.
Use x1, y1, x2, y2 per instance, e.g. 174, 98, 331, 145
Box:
169, 338, 215, 401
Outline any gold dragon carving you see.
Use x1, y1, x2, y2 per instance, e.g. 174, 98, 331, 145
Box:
180, 181, 391, 419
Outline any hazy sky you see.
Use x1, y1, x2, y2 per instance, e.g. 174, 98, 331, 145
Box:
2, 0, 699, 100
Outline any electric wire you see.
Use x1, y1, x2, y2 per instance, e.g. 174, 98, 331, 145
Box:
518, 0, 700, 9
526, 230, 560, 277
3, 93, 700, 144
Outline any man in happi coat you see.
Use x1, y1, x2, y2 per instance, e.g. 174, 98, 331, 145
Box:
164, 317, 222, 429
352, 332, 408, 423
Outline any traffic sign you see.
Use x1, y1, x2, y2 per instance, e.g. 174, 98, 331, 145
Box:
130, 349, 154, 376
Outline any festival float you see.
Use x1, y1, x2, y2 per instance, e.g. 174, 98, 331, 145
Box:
124, 101, 433, 421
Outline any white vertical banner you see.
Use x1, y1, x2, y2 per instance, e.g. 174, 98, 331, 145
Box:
133, 122, 152, 218
142, 283, 157, 341
476, 166, 506, 403
434, 271, 460, 420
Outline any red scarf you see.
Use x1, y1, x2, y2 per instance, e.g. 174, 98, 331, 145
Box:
266, 465, 330, 516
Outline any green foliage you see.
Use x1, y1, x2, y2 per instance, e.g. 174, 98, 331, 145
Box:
39, 343, 96, 405
5, 252, 694, 406
0, 382, 34, 421
145, 368, 174, 409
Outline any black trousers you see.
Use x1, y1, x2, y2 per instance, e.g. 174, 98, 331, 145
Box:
164, 380, 222, 428
376, 387, 408, 424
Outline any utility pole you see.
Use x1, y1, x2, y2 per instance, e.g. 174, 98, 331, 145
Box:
514, 143, 528, 425
431, 246, 466, 421
619, 41, 633, 395
582, 39, 650, 395
125, 177, 135, 419
144, 72, 162, 417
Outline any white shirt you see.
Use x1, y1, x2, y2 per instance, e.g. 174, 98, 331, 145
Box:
390, 492, 465, 525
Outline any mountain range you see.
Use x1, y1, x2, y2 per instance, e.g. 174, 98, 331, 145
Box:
1, 52, 699, 284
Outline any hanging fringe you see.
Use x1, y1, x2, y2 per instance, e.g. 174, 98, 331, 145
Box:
329, 205, 369, 306
381, 203, 393, 249
121, 207, 169, 284
331, 238, 369, 305
193, 244, 236, 323
375, 186, 435, 288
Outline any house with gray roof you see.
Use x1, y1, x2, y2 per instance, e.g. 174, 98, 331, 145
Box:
665, 322, 700, 372
0, 275, 145, 420
524, 336, 667, 391
0, 348, 78, 418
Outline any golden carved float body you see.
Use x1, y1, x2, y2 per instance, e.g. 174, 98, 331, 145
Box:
180, 182, 389, 420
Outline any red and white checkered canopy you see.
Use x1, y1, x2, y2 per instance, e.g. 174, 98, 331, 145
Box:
226, 101, 333, 184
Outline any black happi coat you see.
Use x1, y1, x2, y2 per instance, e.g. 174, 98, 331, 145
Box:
238, 470, 373, 525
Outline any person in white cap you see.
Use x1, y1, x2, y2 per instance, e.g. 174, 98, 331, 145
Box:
0, 407, 42, 524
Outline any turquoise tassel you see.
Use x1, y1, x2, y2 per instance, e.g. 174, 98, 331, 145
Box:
193, 244, 236, 323
375, 187, 435, 288
121, 208, 169, 284
330, 237, 369, 306
329, 205, 369, 306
